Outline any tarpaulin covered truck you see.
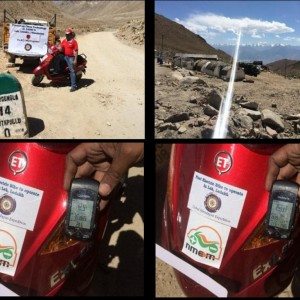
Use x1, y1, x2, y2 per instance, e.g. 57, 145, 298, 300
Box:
2, 10, 56, 65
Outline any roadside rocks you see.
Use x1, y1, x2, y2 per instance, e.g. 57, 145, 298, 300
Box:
171, 71, 184, 81
208, 89, 222, 110
240, 101, 259, 110
204, 105, 218, 117
155, 65, 297, 139
180, 76, 206, 85
157, 122, 177, 132
261, 109, 285, 132
238, 108, 261, 121
164, 112, 190, 123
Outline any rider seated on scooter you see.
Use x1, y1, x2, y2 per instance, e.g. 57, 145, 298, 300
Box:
53, 28, 79, 92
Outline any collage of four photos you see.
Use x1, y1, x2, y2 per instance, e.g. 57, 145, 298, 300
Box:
0, 0, 300, 297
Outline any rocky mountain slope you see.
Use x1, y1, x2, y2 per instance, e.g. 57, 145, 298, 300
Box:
267, 59, 300, 78
0, 1, 144, 45
54, 1, 144, 26
155, 13, 231, 63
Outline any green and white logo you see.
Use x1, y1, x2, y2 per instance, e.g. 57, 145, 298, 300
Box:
182, 210, 231, 269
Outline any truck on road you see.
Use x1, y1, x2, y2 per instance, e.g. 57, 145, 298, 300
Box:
2, 10, 57, 65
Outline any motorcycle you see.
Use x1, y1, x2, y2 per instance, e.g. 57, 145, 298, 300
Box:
31, 46, 87, 87
0, 143, 116, 296
160, 144, 300, 297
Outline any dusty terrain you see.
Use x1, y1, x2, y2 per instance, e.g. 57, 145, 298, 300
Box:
0, 1, 144, 138
155, 62, 300, 139
86, 166, 144, 296
116, 18, 144, 47
0, 32, 144, 138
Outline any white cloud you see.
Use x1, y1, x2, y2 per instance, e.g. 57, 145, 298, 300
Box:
275, 34, 280, 38
175, 13, 295, 36
283, 36, 300, 43
284, 36, 295, 41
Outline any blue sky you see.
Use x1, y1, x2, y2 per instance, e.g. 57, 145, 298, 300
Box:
155, 1, 300, 45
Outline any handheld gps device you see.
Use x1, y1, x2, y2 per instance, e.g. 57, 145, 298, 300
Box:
65, 178, 100, 241
265, 180, 299, 239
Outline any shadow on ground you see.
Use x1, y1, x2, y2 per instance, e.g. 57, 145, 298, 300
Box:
86, 171, 144, 296
28, 117, 45, 137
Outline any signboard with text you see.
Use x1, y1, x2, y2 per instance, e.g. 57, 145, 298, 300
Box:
0, 73, 29, 138
8, 23, 49, 57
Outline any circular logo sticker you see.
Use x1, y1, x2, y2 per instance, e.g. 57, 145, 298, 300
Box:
8, 151, 28, 175
204, 193, 221, 213
0, 195, 16, 215
214, 151, 232, 175
24, 43, 32, 51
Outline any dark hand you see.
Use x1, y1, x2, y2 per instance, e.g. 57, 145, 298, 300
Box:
265, 144, 300, 192
64, 143, 144, 210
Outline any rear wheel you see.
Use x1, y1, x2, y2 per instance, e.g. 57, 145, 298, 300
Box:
31, 74, 44, 86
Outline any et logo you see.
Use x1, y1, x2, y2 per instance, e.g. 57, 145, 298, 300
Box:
214, 151, 232, 175
8, 151, 28, 175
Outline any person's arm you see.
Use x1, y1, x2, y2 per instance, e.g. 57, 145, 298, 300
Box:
64, 143, 144, 197
265, 144, 300, 192
73, 40, 78, 65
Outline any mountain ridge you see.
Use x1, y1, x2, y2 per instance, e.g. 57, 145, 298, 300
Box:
155, 13, 231, 63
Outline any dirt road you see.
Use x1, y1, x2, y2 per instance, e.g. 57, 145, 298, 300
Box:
0, 31, 144, 138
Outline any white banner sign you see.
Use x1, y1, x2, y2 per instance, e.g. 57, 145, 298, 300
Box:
8, 23, 49, 57
0, 177, 43, 231
188, 171, 247, 228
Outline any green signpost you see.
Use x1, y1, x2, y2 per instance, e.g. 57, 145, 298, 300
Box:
0, 73, 29, 138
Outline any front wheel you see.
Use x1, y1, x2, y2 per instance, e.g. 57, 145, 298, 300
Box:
31, 74, 44, 86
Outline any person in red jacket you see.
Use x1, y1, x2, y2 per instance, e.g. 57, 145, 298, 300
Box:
53, 28, 78, 92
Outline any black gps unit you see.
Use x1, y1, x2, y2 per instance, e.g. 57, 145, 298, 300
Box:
65, 178, 100, 241
265, 180, 299, 239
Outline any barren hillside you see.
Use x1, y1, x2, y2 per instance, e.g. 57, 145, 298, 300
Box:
267, 59, 300, 78
55, 1, 144, 26
0, 1, 144, 45
155, 14, 231, 63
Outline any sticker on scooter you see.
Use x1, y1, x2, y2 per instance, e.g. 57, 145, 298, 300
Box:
182, 210, 231, 269
204, 193, 221, 213
188, 171, 247, 228
0, 195, 16, 215
8, 150, 27, 175
0, 222, 26, 277
214, 151, 232, 175
0, 176, 43, 231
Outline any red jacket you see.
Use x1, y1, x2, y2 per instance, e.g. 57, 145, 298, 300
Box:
61, 38, 78, 57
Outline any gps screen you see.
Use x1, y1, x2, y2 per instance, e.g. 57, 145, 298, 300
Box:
269, 200, 293, 230
69, 198, 94, 229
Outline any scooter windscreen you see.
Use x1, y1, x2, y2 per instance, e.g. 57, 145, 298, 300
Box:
158, 144, 300, 297
0, 143, 109, 296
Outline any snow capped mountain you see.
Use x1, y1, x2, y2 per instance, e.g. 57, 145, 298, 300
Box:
213, 43, 300, 63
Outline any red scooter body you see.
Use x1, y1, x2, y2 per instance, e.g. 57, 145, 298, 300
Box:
31, 46, 87, 86
0, 143, 109, 296
161, 144, 300, 297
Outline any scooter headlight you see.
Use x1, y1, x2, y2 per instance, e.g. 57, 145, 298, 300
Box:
39, 220, 78, 255
243, 222, 279, 250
